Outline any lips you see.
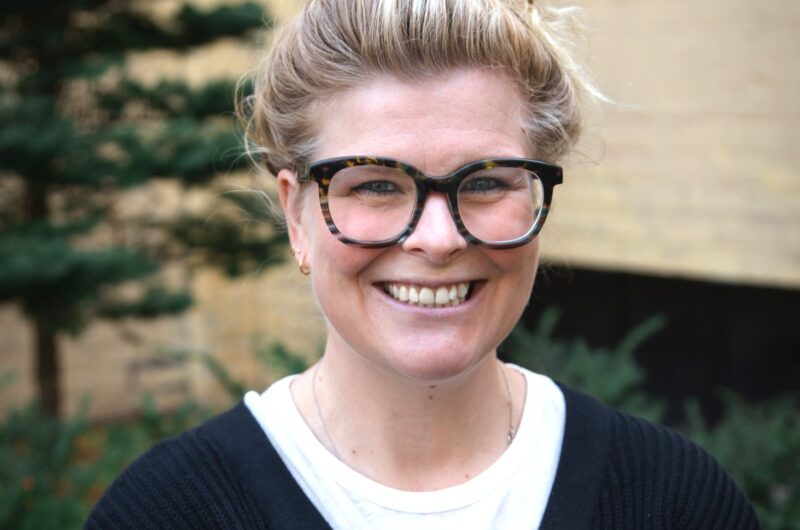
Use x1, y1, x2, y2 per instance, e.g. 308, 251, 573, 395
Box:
382, 281, 471, 308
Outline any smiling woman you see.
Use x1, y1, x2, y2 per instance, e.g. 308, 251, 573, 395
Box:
283, 71, 544, 389
86, 1, 761, 529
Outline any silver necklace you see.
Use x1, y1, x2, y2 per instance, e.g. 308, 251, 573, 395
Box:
499, 362, 517, 445
312, 360, 342, 459
311, 359, 517, 459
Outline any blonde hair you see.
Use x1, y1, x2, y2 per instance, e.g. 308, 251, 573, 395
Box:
239, 0, 602, 175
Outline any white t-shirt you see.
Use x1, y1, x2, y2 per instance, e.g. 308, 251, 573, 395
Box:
244, 365, 565, 530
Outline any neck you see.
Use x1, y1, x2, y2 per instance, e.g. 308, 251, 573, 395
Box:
291, 337, 525, 491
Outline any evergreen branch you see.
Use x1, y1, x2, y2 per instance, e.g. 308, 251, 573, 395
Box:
97, 79, 242, 121
150, 121, 248, 184
0, 235, 160, 332
1, 2, 269, 82
97, 286, 193, 320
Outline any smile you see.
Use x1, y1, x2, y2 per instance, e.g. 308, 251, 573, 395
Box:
382, 282, 471, 308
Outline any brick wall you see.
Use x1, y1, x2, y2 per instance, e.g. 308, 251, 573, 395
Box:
543, 0, 800, 288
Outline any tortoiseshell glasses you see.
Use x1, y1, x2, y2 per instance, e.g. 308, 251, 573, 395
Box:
297, 156, 563, 249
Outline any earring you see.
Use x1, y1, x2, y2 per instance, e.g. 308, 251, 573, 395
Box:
293, 247, 310, 275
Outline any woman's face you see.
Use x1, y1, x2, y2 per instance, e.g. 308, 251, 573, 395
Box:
279, 68, 540, 383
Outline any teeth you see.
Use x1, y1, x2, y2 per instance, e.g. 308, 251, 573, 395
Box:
435, 287, 449, 304
398, 285, 409, 301
419, 287, 434, 305
384, 281, 471, 308
409, 287, 419, 303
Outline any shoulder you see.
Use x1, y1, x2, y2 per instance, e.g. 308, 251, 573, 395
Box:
556, 384, 761, 529
85, 403, 267, 529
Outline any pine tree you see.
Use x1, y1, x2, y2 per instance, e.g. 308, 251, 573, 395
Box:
0, 1, 284, 416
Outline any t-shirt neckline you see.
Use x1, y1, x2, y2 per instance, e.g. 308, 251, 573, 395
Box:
275, 365, 548, 514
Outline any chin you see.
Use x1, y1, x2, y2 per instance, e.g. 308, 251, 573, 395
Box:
383, 343, 491, 384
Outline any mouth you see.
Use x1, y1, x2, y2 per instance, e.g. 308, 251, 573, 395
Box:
382, 281, 473, 308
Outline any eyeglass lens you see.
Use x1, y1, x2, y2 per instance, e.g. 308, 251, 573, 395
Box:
326, 165, 545, 244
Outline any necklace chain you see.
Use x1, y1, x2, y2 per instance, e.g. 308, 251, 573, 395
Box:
499, 362, 516, 445
311, 359, 517, 460
312, 360, 342, 459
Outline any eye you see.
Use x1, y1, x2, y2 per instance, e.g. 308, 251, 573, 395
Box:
328, 165, 412, 200
353, 180, 400, 195
461, 175, 508, 193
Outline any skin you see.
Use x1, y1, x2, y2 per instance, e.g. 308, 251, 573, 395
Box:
278, 68, 540, 491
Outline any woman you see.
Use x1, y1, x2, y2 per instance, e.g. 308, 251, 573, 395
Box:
87, 0, 760, 528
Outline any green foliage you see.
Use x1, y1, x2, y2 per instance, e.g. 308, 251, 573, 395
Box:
503, 307, 665, 421
98, 286, 193, 320
0, 403, 89, 530
0, 3, 270, 89
683, 391, 800, 530
198, 343, 310, 402
0, 340, 305, 528
257, 343, 311, 379
0, 0, 274, 324
0, 0, 281, 415
188, 189, 289, 276
0, 232, 165, 333
503, 308, 800, 529
0, 369, 14, 391
198, 354, 248, 400
0, 396, 208, 530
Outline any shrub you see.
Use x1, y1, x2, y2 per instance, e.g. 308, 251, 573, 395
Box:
502, 307, 665, 421
503, 308, 800, 529
0, 395, 207, 530
683, 391, 800, 530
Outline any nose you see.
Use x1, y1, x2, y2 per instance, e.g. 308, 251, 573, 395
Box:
401, 192, 467, 262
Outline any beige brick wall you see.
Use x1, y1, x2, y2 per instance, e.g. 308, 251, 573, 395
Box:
543, 0, 800, 287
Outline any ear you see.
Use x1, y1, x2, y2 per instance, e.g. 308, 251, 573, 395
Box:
277, 168, 308, 265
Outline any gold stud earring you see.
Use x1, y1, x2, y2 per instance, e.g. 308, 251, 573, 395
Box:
294, 248, 310, 275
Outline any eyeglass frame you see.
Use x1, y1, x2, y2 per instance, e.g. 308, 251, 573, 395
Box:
296, 155, 564, 249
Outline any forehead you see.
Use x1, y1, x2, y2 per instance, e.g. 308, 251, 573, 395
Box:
313, 68, 530, 175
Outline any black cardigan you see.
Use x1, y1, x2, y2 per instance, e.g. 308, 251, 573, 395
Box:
85, 384, 761, 529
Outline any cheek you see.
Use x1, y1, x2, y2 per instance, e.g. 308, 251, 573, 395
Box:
520, 242, 541, 292
300, 191, 335, 261
302, 188, 385, 276
306, 217, 382, 291
312, 242, 375, 280
492, 239, 540, 277
489, 240, 541, 308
